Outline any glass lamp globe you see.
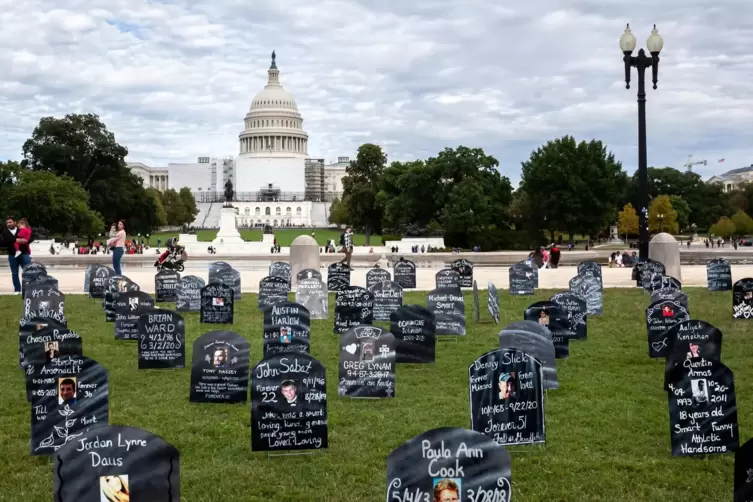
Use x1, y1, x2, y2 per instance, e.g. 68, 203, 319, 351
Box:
646, 25, 663, 54
619, 24, 637, 53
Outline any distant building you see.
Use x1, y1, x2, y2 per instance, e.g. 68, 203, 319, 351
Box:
127, 162, 168, 191
707, 165, 753, 192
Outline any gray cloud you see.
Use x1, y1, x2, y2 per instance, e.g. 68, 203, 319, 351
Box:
1, 0, 751, 185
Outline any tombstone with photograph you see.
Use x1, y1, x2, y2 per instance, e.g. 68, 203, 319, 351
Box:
176, 275, 205, 312
338, 325, 396, 398
386, 427, 512, 502
258, 276, 290, 309
499, 321, 558, 390
295, 277, 328, 320
649, 274, 681, 294
19, 309, 68, 369
262, 301, 311, 356
30, 356, 109, 456
427, 287, 466, 336
21, 326, 82, 370
269, 260, 292, 286
450, 258, 474, 288
663, 320, 723, 390
469, 348, 545, 446
251, 352, 328, 452
733, 278, 753, 319
523, 301, 572, 358
393, 259, 417, 289
114, 291, 155, 341
53, 425, 180, 501
638, 259, 666, 290
200, 283, 234, 324
650, 288, 689, 310
707, 258, 732, 292
104, 276, 140, 322
370, 280, 403, 322
550, 291, 588, 340
435, 268, 461, 289
366, 268, 391, 289
137, 309, 186, 369
646, 300, 690, 358
190, 330, 250, 404
296, 268, 322, 282
23, 284, 64, 318
509, 262, 535, 295
327, 263, 350, 291
391, 305, 436, 364
88, 265, 115, 299
155, 270, 181, 303
334, 286, 374, 334
569, 274, 603, 316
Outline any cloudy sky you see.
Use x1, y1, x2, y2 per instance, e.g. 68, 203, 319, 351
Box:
1, 0, 751, 185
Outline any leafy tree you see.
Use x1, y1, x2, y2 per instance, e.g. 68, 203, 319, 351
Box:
178, 187, 199, 226
731, 210, 753, 236
5, 170, 103, 235
146, 188, 167, 227
0, 160, 22, 218
161, 189, 187, 227
668, 195, 691, 231
377, 160, 438, 231
519, 136, 627, 240
710, 216, 736, 238
328, 198, 349, 226
340, 144, 388, 244
648, 195, 678, 234
617, 203, 639, 236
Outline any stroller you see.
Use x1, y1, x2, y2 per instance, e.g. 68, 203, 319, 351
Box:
155, 238, 187, 272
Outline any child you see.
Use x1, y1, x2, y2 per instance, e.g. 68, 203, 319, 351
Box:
14, 218, 31, 258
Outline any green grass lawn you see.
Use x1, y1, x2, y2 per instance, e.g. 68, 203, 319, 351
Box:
127, 229, 381, 247
0, 289, 744, 501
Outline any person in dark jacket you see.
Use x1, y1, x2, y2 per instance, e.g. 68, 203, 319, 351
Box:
0, 216, 28, 294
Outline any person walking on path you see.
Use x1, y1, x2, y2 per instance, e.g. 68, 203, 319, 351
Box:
107, 220, 127, 275
339, 226, 354, 270
1, 216, 25, 293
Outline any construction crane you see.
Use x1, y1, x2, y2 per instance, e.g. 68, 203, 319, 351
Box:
684, 154, 707, 172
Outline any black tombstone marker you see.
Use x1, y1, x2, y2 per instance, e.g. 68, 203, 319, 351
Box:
21, 326, 82, 369
469, 348, 545, 446
269, 260, 292, 286
427, 287, 466, 336
472, 281, 480, 322
734, 438, 753, 502
370, 280, 403, 322
23, 284, 64, 318
499, 321, 558, 390
251, 352, 328, 451
366, 268, 391, 289
650, 288, 689, 310
262, 301, 311, 356
258, 275, 290, 309
386, 427, 512, 502
296, 268, 322, 282
667, 360, 738, 456
488, 281, 500, 324
451, 258, 474, 288
53, 425, 180, 501
88, 265, 115, 299
733, 278, 753, 319
550, 291, 588, 340
638, 259, 665, 290
435, 268, 461, 289
327, 263, 351, 291
649, 274, 681, 294
83, 263, 97, 294
216, 266, 242, 300
200, 283, 234, 324
114, 291, 155, 341
523, 301, 572, 358
208, 261, 232, 283
390, 305, 436, 364
334, 286, 374, 334
105, 276, 140, 322
18, 309, 68, 370
577, 260, 603, 287
21, 262, 47, 295
569, 274, 603, 316
509, 262, 535, 295
190, 330, 250, 404
137, 309, 186, 369
393, 259, 417, 289
176, 275, 205, 312
339, 325, 396, 398
295, 277, 328, 320
520, 259, 539, 288
646, 300, 690, 358
707, 258, 732, 292
155, 270, 181, 302
663, 320, 723, 390
29, 356, 108, 456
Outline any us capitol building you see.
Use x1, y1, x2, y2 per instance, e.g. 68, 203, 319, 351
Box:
127, 52, 349, 228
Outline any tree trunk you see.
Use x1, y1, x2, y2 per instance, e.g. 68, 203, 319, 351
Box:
549, 230, 555, 243
365, 228, 371, 246
568, 232, 574, 242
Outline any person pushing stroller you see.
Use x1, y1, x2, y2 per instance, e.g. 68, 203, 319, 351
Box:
155, 238, 187, 272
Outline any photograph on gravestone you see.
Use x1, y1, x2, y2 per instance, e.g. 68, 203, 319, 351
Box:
251, 352, 328, 452
155, 270, 181, 303
105, 277, 140, 322
472, 281, 480, 322
386, 427, 512, 502
733, 278, 753, 319
296, 268, 322, 282
707, 258, 733, 292
568, 274, 603, 316
577, 260, 603, 286
339, 325, 396, 398
216, 267, 242, 300
334, 286, 374, 334
391, 305, 436, 364
366, 267, 391, 290
640, 259, 666, 290
435, 268, 461, 290
263, 302, 311, 356
19, 310, 67, 369
295, 277, 328, 320
523, 301, 572, 359
176, 275, 205, 313
269, 260, 292, 285
509, 263, 535, 295
427, 287, 466, 336
114, 291, 155, 341
208, 261, 232, 283
550, 291, 588, 340
88, 265, 114, 299
22, 326, 82, 402
23, 284, 64, 318
53, 425, 180, 502
734, 438, 753, 502
190, 330, 250, 404
21, 262, 47, 296
83, 263, 98, 293
327, 263, 351, 292
30, 356, 108, 456
663, 320, 723, 390
393, 259, 417, 289
667, 360, 738, 456
138, 309, 186, 369
258, 276, 291, 310
645, 300, 691, 358
650, 288, 689, 310
488, 281, 500, 324
369, 280, 403, 322
499, 322, 558, 390
200, 283, 235, 324
649, 274, 682, 294
469, 348, 545, 446
450, 258, 474, 288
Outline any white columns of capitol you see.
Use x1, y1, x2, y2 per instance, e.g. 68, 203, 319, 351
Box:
239, 135, 306, 154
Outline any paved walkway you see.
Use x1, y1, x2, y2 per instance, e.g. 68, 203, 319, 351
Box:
1, 264, 749, 294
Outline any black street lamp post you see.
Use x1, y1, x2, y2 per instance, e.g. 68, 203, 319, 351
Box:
620, 24, 664, 260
